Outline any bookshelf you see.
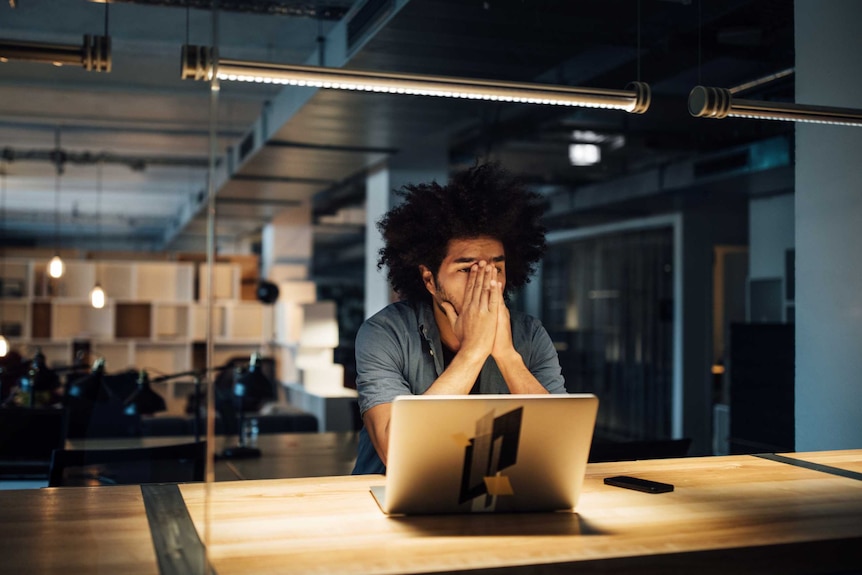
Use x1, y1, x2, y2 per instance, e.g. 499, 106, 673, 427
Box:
0, 258, 269, 412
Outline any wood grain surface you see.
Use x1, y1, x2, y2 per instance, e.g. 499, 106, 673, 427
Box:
0, 485, 158, 574
179, 453, 862, 575
2, 451, 861, 575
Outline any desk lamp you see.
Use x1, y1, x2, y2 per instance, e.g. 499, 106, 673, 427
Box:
149, 362, 233, 443
123, 370, 167, 416
219, 353, 271, 460
64, 357, 114, 439
19, 349, 60, 407
0, 350, 25, 406
67, 357, 106, 401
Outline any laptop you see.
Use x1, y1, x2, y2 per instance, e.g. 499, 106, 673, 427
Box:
370, 393, 598, 515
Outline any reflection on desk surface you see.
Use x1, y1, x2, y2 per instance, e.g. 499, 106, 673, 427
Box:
2, 451, 862, 574
67, 431, 359, 481
775, 449, 862, 474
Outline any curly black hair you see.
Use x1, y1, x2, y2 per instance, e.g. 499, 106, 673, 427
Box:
377, 163, 547, 303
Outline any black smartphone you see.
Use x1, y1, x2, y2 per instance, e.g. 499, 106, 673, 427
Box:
603, 475, 674, 494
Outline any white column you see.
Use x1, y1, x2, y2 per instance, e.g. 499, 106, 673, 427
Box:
795, 0, 862, 450
261, 200, 313, 282
364, 141, 448, 318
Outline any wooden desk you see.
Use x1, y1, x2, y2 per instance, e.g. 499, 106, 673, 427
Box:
68, 432, 359, 481
217, 432, 359, 480
2, 451, 861, 575
778, 448, 862, 474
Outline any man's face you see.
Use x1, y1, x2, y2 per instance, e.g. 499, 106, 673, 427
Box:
422, 236, 506, 314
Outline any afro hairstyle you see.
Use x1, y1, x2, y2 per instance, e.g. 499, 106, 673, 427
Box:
376, 163, 547, 303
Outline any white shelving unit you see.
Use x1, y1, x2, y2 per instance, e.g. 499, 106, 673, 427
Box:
192, 304, 226, 340
95, 262, 134, 301
0, 257, 270, 413
91, 341, 133, 371
0, 299, 29, 338
197, 262, 240, 301
51, 300, 114, 340
270, 283, 353, 430
225, 301, 271, 342
0, 260, 29, 299
135, 341, 192, 377
138, 262, 195, 302
152, 303, 191, 341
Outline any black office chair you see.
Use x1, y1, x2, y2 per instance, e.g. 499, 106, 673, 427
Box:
48, 441, 206, 487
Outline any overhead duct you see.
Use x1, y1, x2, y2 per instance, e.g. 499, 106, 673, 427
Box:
545, 136, 792, 220
346, 0, 394, 54
84, 0, 352, 19
0, 147, 208, 171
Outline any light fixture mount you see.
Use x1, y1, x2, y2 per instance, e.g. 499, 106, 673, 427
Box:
689, 85, 862, 126
0, 35, 111, 72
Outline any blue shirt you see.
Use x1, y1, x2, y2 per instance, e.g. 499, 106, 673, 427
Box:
352, 299, 566, 474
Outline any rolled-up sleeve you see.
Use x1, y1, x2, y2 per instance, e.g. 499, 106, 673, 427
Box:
355, 315, 412, 415
523, 316, 566, 394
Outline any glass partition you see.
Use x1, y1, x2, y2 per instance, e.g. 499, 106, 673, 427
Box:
542, 227, 675, 442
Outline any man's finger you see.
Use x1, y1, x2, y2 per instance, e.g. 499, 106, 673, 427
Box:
478, 263, 494, 309
488, 268, 501, 310
463, 263, 480, 307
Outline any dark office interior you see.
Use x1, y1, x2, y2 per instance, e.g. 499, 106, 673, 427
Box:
1, 1, 861, 573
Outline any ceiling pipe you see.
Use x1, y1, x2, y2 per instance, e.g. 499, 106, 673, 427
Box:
728, 67, 795, 96
86, 0, 351, 19
0, 147, 208, 171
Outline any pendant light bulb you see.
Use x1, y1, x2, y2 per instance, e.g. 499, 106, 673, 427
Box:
0, 335, 8, 358
48, 255, 65, 278
90, 283, 105, 309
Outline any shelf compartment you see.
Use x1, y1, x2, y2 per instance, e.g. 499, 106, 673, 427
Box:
134, 342, 191, 375
33, 261, 96, 299
0, 259, 31, 298
153, 303, 191, 341
52, 301, 113, 340
95, 262, 135, 301
136, 262, 194, 302
30, 302, 52, 339
197, 263, 240, 301
192, 304, 226, 340
0, 300, 30, 339
91, 341, 134, 372
227, 302, 269, 341
115, 303, 152, 339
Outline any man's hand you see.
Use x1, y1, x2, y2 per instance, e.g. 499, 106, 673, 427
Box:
440, 261, 500, 358
491, 295, 516, 360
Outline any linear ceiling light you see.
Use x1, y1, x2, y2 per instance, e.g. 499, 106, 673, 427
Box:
181, 46, 651, 113
688, 86, 862, 127
0, 35, 111, 71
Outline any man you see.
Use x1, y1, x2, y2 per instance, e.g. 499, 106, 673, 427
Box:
352, 163, 566, 475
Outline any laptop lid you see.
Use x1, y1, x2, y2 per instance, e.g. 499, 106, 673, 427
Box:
371, 393, 598, 515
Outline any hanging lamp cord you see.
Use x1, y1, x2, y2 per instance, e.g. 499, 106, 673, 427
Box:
54, 128, 62, 254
